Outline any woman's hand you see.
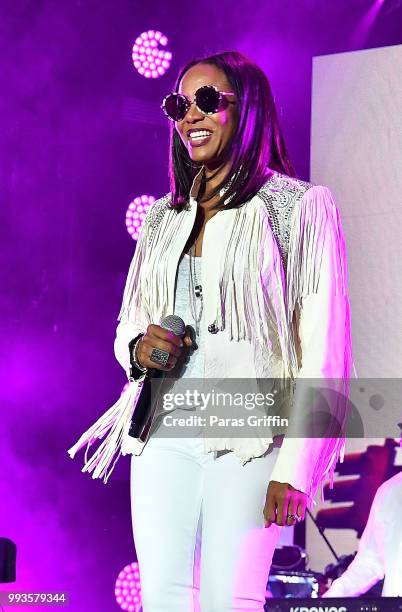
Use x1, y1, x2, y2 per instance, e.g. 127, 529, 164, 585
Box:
136, 324, 193, 371
263, 481, 308, 527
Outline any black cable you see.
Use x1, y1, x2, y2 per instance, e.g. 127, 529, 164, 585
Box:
306, 508, 340, 562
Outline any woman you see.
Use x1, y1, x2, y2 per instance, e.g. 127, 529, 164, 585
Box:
68, 51, 353, 610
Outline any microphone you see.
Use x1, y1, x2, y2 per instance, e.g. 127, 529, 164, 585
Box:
127, 315, 186, 441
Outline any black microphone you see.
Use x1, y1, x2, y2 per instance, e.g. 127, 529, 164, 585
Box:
128, 315, 186, 440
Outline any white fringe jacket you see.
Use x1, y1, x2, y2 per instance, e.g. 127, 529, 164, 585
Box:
68, 166, 355, 503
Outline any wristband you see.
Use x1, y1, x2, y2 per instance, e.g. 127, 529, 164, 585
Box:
128, 333, 148, 381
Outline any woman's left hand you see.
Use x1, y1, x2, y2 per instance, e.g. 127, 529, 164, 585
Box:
263, 480, 308, 527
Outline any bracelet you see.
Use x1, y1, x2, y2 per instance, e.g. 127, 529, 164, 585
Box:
128, 333, 148, 381
133, 336, 147, 371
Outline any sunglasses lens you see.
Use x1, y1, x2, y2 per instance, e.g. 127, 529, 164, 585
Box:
195, 86, 221, 114
163, 93, 188, 121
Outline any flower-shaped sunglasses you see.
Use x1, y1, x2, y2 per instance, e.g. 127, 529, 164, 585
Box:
161, 84, 236, 122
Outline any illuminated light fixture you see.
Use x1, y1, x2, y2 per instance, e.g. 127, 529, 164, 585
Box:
132, 30, 172, 78
126, 195, 154, 241
349, 0, 385, 46
115, 561, 142, 611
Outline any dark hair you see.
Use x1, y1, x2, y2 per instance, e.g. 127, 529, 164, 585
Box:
168, 50, 296, 212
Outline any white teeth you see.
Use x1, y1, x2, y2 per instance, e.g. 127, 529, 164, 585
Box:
189, 130, 212, 140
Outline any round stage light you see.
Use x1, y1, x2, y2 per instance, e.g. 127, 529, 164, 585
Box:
126, 194, 154, 241
115, 562, 142, 611
132, 30, 172, 78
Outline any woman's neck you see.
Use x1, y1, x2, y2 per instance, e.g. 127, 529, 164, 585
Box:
199, 161, 231, 208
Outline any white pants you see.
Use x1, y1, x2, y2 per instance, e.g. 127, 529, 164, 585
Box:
130, 432, 282, 611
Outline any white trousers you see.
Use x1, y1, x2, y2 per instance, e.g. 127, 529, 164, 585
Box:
130, 432, 282, 611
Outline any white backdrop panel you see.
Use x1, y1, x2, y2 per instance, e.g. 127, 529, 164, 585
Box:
307, 44, 402, 572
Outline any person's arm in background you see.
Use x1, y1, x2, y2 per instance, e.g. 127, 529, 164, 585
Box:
269, 185, 353, 504
323, 487, 385, 597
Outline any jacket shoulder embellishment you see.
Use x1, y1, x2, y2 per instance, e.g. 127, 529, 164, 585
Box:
147, 192, 172, 246
257, 173, 313, 271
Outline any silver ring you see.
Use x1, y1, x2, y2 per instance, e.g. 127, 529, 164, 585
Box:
150, 347, 170, 367
287, 513, 302, 522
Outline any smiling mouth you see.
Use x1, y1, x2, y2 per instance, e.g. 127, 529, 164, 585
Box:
188, 130, 213, 146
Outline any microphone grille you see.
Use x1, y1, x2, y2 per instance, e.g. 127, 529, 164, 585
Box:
160, 315, 186, 337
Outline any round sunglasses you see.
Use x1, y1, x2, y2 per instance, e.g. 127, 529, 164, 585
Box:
161, 84, 236, 122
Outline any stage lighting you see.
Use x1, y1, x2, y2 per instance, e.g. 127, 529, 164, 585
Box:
132, 30, 172, 79
115, 561, 142, 611
126, 194, 154, 241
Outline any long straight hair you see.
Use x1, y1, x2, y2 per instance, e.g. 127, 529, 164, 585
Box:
167, 50, 296, 212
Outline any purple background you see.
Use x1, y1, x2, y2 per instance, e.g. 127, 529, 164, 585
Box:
1, 1, 401, 609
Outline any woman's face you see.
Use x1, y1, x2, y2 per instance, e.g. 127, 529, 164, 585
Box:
175, 63, 237, 167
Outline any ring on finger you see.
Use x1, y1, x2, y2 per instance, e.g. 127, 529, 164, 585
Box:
287, 513, 302, 523
149, 347, 170, 367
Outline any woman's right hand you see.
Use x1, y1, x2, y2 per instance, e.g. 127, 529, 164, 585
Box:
136, 324, 193, 371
